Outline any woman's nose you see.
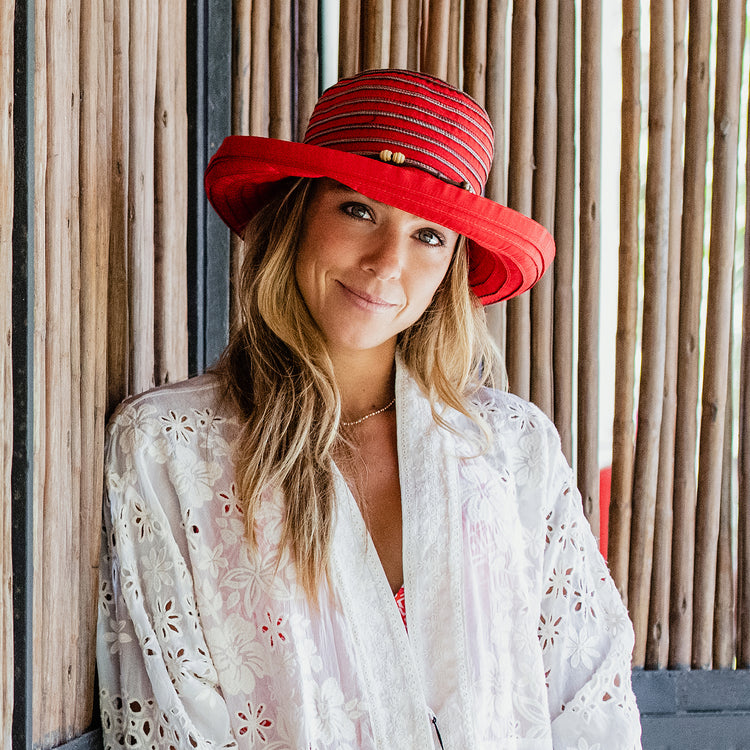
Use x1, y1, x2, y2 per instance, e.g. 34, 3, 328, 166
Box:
361, 227, 405, 280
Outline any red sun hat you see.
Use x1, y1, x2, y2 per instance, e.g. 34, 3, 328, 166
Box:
204, 68, 555, 304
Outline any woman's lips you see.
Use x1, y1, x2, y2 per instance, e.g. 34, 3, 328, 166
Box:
337, 281, 398, 311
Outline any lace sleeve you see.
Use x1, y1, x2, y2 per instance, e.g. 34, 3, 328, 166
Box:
96, 400, 237, 750
541, 444, 642, 749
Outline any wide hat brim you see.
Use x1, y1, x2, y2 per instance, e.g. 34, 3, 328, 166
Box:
205, 135, 555, 304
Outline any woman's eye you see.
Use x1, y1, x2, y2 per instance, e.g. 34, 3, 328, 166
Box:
416, 228, 445, 247
342, 202, 374, 221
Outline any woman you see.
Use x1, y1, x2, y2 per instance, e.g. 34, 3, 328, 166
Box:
97, 69, 641, 749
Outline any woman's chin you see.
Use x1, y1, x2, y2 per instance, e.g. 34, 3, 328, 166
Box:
324, 333, 399, 360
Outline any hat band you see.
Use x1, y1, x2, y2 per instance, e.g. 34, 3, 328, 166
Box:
367, 151, 474, 192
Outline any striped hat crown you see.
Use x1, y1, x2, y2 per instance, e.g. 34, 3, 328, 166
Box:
303, 69, 494, 196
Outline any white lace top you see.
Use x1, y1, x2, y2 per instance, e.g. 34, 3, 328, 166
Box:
97, 361, 642, 749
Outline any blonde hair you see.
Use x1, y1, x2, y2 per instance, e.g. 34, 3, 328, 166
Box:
215, 177, 501, 599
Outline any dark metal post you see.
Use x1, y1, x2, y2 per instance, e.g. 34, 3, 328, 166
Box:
12, 0, 35, 746
187, 0, 232, 375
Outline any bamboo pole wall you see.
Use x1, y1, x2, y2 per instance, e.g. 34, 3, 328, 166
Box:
530, 0, 557, 420
1, 3, 14, 747
297, 0, 319, 135
363, 0, 390, 70
107, 0, 186, 408
155, 0, 188, 386
35, 1, 81, 741
250, 0, 270, 134
619, 0, 746, 668
505, 0, 535, 402
484, 0, 509, 209
740, 76, 750, 669
270, 0, 292, 140
128, 1, 158, 395
483, 0, 510, 359
107, 0, 129, 411
463, 0, 487, 104
577, 0, 601, 533
715, 335, 736, 668
446, 0, 461, 87
339, 0, 360, 78
609, 0, 641, 601
390, 0, 409, 68
231, 0, 251, 327
77, 0, 112, 726
628, 1, 673, 668
422, 0, 451, 78
34, 2, 80, 744
669, 0, 712, 670
692, 0, 743, 670
0, 0, 187, 743
233, 0, 252, 136
552, 0, 575, 464
646, 0, 688, 671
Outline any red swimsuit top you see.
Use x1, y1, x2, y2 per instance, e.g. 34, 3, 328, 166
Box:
395, 585, 407, 630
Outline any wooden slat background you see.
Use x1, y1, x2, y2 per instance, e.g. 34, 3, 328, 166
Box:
552, 0, 575, 465
530, 0, 557, 421
4, 0, 750, 744
77, 0, 111, 728
739, 73, 750, 669
154, 0, 188, 387
6, 0, 187, 743
505, 0, 535, 402
609, 0, 641, 601
646, 0, 688, 671
691, 0, 743, 670
669, 0, 712, 671
36, 0, 79, 741
482, 0, 509, 360
628, 1, 673, 667
577, 0, 601, 537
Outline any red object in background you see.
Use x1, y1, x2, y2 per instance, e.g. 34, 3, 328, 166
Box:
599, 466, 611, 560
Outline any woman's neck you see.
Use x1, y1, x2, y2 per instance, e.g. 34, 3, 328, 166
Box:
331, 343, 397, 421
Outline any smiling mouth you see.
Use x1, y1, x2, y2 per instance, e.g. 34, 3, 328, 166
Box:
337, 281, 397, 310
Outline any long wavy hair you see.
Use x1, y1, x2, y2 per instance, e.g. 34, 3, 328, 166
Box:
215, 176, 501, 599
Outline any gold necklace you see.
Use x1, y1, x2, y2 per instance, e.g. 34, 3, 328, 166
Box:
340, 397, 396, 427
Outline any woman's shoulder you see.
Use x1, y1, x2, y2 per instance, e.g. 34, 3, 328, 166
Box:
465, 386, 566, 478
107, 372, 238, 438
466, 388, 571, 515
469, 385, 557, 439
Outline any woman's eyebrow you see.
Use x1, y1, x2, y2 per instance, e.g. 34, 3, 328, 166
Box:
328, 181, 386, 206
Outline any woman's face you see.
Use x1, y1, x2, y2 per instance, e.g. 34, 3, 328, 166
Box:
295, 179, 459, 358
